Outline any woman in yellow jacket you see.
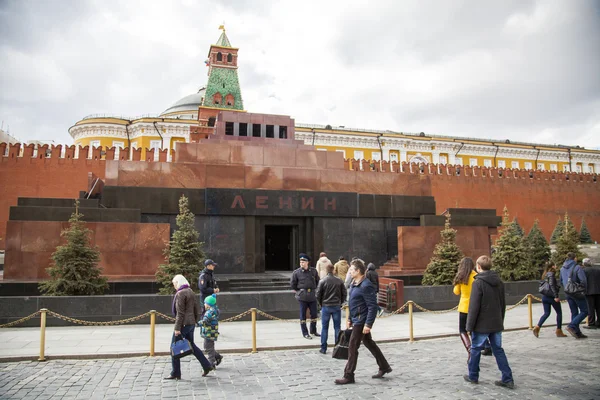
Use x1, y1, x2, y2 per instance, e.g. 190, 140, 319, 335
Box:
453, 257, 491, 362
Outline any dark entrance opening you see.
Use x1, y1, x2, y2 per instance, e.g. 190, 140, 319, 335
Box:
265, 225, 296, 271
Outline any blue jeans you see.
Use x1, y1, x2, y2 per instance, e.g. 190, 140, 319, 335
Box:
537, 295, 562, 329
299, 301, 318, 336
468, 331, 513, 384
320, 305, 341, 352
170, 325, 212, 378
566, 295, 588, 333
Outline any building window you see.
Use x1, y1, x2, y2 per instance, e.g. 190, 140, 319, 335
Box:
390, 153, 398, 162
89, 140, 101, 158
550, 163, 557, 171
208, 117, 216, 127
213, 92, 222, 105
537, 163, 545, 170
239, 123, 248, 136
354, 150, 364, 160
455, 157, 463, 166
113, 141, 125, 158
470, 158, 478, 166
227, 53, 232, 63
278, 126, 287, 139
588, 165, 595, 173
525, 162, 532, 170
512, 161, 520, 169
498, 160, 506, 168
563, 164, 570, 172
225, 94, 235, 106
131, 141, 137, 149
439, 155, 447, 164
484, 159, 492, 167
217, 52, 222, 62
252, 124, 261, 137
371, 152, 381, 161
150, 140, 161, 161
266, 125, 274, 138
336, 149, 346, 158
576, 165, 582, 173
225, 122, 234, 136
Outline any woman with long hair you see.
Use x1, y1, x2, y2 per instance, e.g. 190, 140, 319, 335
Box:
453, 257, 491, 361
532, 262, 567, 338
453, 257, 477, 361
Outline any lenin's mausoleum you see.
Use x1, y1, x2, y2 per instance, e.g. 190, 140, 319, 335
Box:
1, 28, 599, 284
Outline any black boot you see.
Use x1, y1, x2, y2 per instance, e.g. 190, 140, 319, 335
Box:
459, 332, 471, 364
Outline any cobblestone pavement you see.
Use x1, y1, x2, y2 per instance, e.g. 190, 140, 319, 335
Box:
0, 329, 598, 399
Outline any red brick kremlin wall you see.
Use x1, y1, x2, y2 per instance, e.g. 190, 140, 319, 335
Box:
1, 141, 599, 251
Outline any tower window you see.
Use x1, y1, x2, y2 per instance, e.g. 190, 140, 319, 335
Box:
217, 52, 222, 61
213, 92, 222, 105
208, 117, 216, 127
225, 94, 235, 106
227, 53, 232, 63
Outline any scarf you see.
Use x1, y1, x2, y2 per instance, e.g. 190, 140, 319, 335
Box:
171, 284, 190, 316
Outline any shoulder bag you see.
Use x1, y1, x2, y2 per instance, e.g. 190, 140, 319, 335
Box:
564, 266, 585, 299
538, 275, 554, 297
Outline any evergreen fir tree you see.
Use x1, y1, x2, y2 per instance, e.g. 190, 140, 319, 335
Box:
550, 218, 564, 245
513, 218, 525, 237
552, 212, 587, 267
579, 217, 593, 244
39, 201, 108, 296
155, 195, 206, 294
422, 214, 463, 286
524, 219, 551, 273
492, 207, 534, 281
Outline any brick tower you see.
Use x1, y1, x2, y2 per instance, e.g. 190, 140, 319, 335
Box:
193, 26, 245, 141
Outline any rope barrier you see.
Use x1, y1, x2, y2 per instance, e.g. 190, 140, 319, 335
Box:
45, 310, 152, 326
0, 311, 41, 328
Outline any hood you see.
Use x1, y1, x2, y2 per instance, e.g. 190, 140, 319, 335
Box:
474, 270, 502, 287
337, 260, 349, 267
562, 259, 577, 270
367, 263, 377, 271
319, 256, 331, 263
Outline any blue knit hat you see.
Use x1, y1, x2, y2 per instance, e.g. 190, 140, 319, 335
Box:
204, 294, 217, 306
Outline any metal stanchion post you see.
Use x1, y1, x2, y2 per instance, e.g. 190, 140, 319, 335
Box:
527, 294, 533, 329
38, 309, 47, 361
408, 301, 414, 342
251, 308, 257, 354
150, 310, 156, 356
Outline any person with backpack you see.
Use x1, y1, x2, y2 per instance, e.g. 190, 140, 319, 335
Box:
560, 252, 588, 339
532, 262, 567, 338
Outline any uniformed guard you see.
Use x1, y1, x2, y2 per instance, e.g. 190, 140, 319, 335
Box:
290, 253, 321, 339
199, 259, 220, 304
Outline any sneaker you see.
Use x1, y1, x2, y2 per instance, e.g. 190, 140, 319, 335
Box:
582, 325, 597, 329
312, 332, 321, 337
202, 367, 214, 377
304, 334, 313, 340
576, 332, 588, 339
319, 349, 326, 354
377, 308, 385, 318
481, 348, 492, 356
463, 375, 478, 384
215, 355, 223, 366
566, 327, 578, 338
164, 375, 180, 380
494, 380, 515, 389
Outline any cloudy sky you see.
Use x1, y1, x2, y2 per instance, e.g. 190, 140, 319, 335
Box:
1, 0, 599, 148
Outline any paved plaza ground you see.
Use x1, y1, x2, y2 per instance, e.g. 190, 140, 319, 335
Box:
0, 328, 598, 399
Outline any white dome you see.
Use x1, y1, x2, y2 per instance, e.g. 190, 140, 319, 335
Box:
160, 88, 205, 117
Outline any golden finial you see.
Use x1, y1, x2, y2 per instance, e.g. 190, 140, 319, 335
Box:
219, 23, 225, 32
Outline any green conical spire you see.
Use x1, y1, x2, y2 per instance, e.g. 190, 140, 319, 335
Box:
215, 29, 232, 47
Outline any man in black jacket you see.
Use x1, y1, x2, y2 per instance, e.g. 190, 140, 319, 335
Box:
464, 255, 514, 389
290, 253, 320, 339
316, 262, 347, 354
199, 259, 220, 303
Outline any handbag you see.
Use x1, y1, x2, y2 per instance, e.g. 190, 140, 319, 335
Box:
171, 335, 193, 359
538, 276, 554, 297
564, 266, 585, 298
332, 329, 352, 360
